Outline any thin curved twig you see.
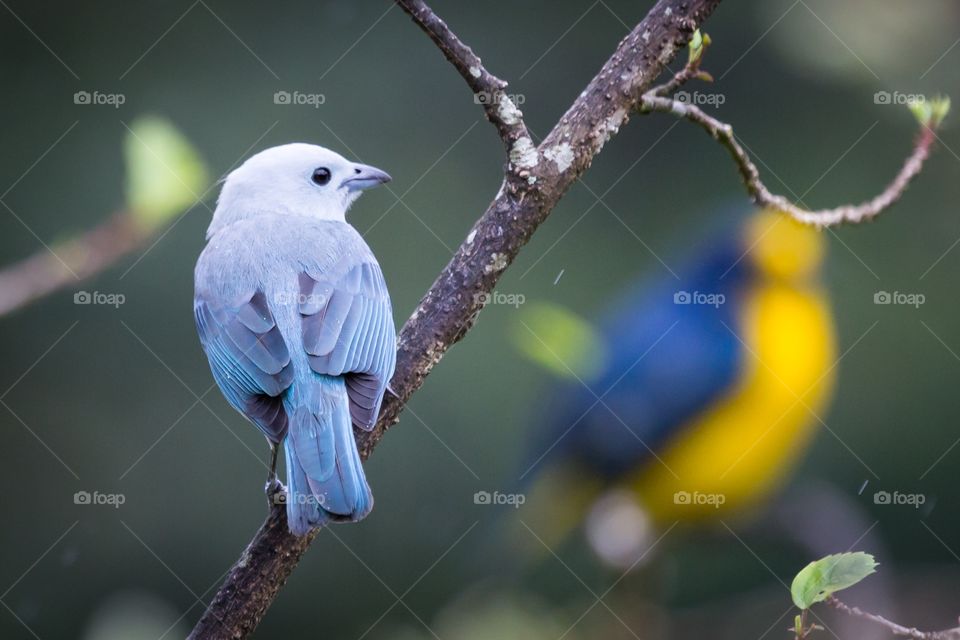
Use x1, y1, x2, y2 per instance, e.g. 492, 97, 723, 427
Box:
639, 45, 945, 228
641, 93, 938, 227
828, 596, 960, 640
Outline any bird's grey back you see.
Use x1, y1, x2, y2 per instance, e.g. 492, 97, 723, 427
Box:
195, 215, 381, 373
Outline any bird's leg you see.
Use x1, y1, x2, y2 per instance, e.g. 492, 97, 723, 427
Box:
264, 440, 284, 507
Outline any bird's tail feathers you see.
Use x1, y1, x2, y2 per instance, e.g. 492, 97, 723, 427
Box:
284, 378, 372, 536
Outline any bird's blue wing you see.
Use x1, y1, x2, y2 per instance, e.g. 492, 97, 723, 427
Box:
297, 258, 396, 430
194, 289, 295, 441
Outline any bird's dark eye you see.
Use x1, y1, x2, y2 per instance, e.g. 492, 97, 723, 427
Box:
311, 167, 331, 186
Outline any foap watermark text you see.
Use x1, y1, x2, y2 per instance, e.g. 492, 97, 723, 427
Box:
474, 91, 526, 106
874, 291, 925, 308
74, 291, 125, 307
474, 490, 525, 508
74, 90, 125, 108
675, 90, 725, 107
74, 490, 126, 508
874, 490, 926, 509
474, 291, 525, 308
674, 290, 725, 307
874, 91, 925, 106
673, 490, 726, 508
274, 91, 326, 108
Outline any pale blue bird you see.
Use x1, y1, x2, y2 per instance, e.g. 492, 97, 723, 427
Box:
194, 143, 396, 535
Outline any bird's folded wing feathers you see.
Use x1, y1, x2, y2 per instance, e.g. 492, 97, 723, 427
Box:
194, 290, 294, 439
298, 259, 396, 430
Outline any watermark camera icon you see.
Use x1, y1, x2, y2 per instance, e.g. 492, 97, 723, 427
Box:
874, 490, 891, 504
74, 490, 92, 504
74, 91, 91, 105
274, 91, 291, 104
474, 490, 491, 505
673, 490, 691, 504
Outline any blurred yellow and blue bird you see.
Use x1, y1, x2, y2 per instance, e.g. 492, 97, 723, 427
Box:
516, 207, 836, 564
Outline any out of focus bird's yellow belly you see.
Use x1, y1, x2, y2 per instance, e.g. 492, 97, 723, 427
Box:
631, 283, 835, 523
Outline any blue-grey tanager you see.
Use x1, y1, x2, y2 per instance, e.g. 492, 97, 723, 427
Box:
194, 143, 396, 536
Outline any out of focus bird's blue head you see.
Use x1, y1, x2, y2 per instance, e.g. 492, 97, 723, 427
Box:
208, 143, 391, 238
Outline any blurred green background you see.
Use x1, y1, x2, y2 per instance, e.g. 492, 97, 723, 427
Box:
1, 0, 959, 638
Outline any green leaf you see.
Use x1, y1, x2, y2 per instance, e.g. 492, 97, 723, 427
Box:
930, 95, 951, 127
909, 95, 951, 128
688, 30, 704, 64
908, 99, 933, 126
791, 552, 878, 610
688, 30, 710, 64
511, 302, 607, 381
124, 115, 210, 230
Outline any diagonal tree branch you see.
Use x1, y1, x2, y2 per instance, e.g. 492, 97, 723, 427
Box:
189, 0, 721, 637
0, 210, 146, 316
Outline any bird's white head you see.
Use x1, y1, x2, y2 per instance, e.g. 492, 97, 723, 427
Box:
207, 143, 391, 238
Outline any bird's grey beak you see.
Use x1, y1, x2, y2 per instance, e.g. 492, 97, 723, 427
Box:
342, 163, 392, 191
